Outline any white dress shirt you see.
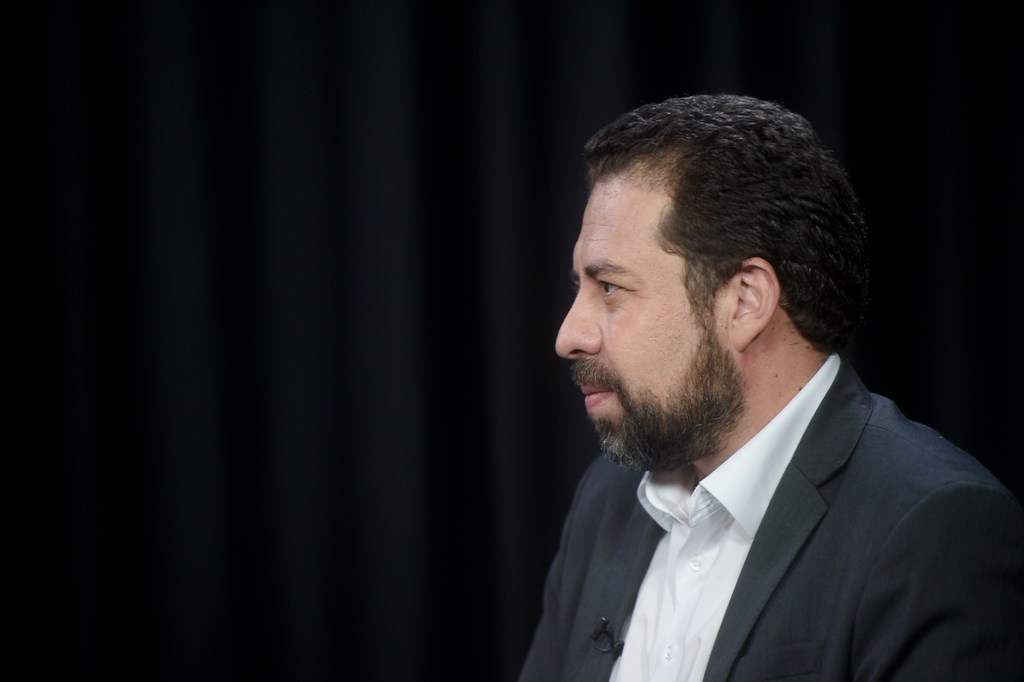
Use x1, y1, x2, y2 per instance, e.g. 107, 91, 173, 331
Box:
609, 354, 840, 682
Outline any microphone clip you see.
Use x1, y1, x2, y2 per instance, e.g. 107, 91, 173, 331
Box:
590, 617, 624, 657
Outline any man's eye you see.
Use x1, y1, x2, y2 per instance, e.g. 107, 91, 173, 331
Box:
601, 281, 621, 294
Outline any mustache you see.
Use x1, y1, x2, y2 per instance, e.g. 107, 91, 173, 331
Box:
571, 358, 625, 394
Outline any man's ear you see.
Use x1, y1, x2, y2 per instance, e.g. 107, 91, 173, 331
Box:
724, 257, 781, 352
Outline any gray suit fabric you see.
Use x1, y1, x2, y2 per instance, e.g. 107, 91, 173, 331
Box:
519, 360, 1024, 681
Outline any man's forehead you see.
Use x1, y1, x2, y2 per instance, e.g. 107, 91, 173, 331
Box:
573, 193, 674, 269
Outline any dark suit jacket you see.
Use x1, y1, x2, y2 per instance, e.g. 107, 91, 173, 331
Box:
518, 360, 1024, 681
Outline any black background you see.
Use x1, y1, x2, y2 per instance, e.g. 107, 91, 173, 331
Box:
46, 2, 1022, 681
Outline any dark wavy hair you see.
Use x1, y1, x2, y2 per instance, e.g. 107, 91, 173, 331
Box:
584, 93, 869, 354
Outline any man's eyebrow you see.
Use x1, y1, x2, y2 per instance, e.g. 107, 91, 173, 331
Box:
568, 260, 636, 288
584, 260, 635, 280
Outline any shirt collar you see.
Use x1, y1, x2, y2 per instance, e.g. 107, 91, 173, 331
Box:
638, 353, 840, 537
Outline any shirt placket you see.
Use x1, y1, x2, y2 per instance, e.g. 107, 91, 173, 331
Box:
650, 492, 725, 682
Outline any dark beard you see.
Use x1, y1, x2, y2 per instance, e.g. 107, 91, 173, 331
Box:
571, 329, 744, 472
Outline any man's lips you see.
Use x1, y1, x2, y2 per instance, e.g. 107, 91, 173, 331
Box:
580, 384, 615, 412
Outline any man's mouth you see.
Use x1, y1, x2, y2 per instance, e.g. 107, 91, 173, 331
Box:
580, 384, 615, 413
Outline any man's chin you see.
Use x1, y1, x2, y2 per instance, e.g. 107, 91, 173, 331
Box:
598, 440, 652, 472
589, 412, 623, 436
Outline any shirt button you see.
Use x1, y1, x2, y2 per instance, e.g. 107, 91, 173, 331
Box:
689, 556, 704, 571
664, 643, 676, 661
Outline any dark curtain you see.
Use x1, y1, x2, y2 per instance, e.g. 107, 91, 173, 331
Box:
46, 1, 1021, 680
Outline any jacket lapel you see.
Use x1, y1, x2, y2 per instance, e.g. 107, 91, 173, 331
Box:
702, 359, 872, 681
570, 498, 664, 682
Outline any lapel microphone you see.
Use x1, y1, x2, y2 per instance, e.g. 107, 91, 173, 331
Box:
590, 617, 624, 657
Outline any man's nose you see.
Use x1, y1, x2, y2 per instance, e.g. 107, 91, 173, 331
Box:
555, 295, 600, 359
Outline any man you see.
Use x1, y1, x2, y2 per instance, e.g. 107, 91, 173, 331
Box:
518, 94, 1024, 681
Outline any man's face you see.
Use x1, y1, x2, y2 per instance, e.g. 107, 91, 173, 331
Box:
555, 176, 743, 472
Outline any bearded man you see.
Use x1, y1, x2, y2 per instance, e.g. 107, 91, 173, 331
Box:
518, 94, 1024, 682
